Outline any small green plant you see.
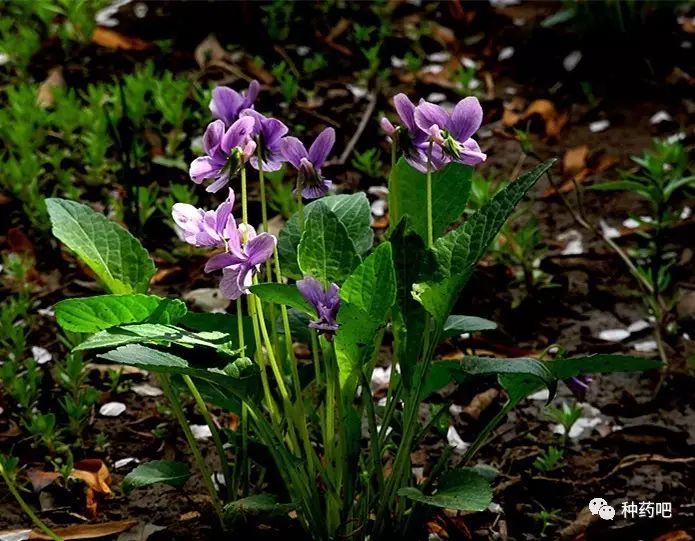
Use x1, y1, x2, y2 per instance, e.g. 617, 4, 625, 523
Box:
546, 402, 584, 445
271, 61, 300, 104
57, 352, 99, 440
352, 148, 384, 178
533, 446, 565, 472
532, 507, 562, 537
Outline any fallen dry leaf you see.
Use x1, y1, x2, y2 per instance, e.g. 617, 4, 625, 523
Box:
29, 520, 137, 540
26, 470, 62, 493
194, 34, 227, 69
543, 151, 620, 197
503, 99, 568, 139
653, 531, 693, 541
463, 388, 500, 421
7, 227, 35, 258
563, 145, 589, 178
91, 27, 152, 51
36, 67, 65, 108
71, 459, 112, 517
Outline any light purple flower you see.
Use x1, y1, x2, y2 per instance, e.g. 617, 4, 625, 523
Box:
205, 224, 276, 300
241, 109, 288, 172
413, 97, 487, 166
565, 375, 592, 400
172, 189, 237, 247
297, 277, 340, 340
281, 127, 335, 200
190, 117, 256, 193
380, 93, 448, 173
210, 81, 260, 126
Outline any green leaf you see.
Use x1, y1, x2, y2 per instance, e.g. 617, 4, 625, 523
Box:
413, 160, 555, 326
340, 242, 396, 321
442, 315, 497, 338
46, 198, 155, 294
297, 203, 361, 285
398, 468, 492, 511
249, 283, 315, 316
55, 294, 187, 333
588, 180, 649, 192
390, 218, 431, 390
335, 243, 396, 396
122, 460, 190, 493
223, 493, 293, 523
460, 356, 557, 398
389, 159, 472, 241
99, 344, 259, 401
179, 312, 256, 358
279, 194, 373, 278
73, 324, 233, 351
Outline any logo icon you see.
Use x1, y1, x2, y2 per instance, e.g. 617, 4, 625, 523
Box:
589, 498, 615, 520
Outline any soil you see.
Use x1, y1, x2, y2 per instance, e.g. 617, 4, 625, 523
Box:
1, 2, 694, 540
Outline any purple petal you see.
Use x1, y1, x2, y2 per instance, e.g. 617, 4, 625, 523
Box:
205, 171, 231, 193
172, 203, 204, 233
219, 266, 246, 300
301, 179, 332, 200
210, 86, 244, 125
393, 93, 418, 134
296, 277, 324, 310
203, 120, 226, 156
414, 102, 450, 134
244, 80, 260, 107
190, 156, 222, 184
450, 96, 483, 141
281, 136, 308, 169
205, 252, 245, 273
245, 233, 276, 267
457, 138, 487, 165
221, 116, 255, 154
308, 127, 335, 168
380, 117, 396, 137
214, 189, 235, 234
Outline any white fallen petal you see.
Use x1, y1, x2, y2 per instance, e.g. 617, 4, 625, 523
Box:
633, 340, 658, 352
132, 383, 163, 397
133, 2, 147, 18
211, 472, 226, 489
0, 530, 32, 541
498, 46, 515, 61
0, 53, 10, 66
449, 404, 464, 416
370, 366, 391, 393
599, 220, 620, 239
488, 502, 503, 513
682, 40, 692, 49
627, 319, 650, 333
31, 346, 52, 365
557, 230, 584, 255
367, 186, 388, 196
680, 207, 691, 220
650, 110, 672, 124
183, 288, 230, 313
297, 46, 311, 57
346, 84, 368, 99
446, 425, 470, 452
666, 132, 686, 144
190, 424, 212, 440
589, 119, 610, 133
622, 217, 641, 229
553, 416, 602, 439
371, 200, 386, 217
529, 389, 550, 401
427, 51, 450, 63
563, 50, 582, 72
421, 64, 444, 74
37, 307, 54, 317
426, 92, 447, 103
598, 328, 630, 342
390, 56, 405, 68
460, 56, 477, 69
114, 457, 139, 469
99, 402, 126, 417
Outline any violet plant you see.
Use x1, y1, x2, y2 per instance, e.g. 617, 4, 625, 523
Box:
45, 81, 660, 540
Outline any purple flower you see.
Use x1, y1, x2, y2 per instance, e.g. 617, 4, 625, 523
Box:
413, 97, 486, 166
241, 109, 288, 172
172, 189, 237, 247
209, 81, 260, 126
380, 93, 448, 173
565, 375, 592, 400
281, 127, 335, 200
296, 277, 340, 340
190, 117, 256, 193
205, 224, 276, 300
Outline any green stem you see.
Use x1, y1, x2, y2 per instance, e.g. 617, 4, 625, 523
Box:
461, 399, 515, 466
182, 375, 232, 499
159, 374, 225, 525
389, 139, 398, 232
0, 463, 63, 541
426, 141, 434, 248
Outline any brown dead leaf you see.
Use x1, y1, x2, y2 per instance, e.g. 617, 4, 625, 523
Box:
29, 520, 137, 540
26, 470, 62, 493
7, 227, 35, 258
563, 145, 589, 179
179, 511, 200, 522
92, 27, 152, 51
318, 18, 353, 57
427, 521, 449, 539
194, 34, 227, 69
36, 67, 65, 108
503, 99, 568, 138
543, 151, 620, 197
653, 531, 693, 541
463, 388, 500, 421
72, 459, 112, 494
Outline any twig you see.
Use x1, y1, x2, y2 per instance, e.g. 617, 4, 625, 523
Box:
332, 90, 378, 166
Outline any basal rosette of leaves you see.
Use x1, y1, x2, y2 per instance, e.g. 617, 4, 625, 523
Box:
46, 83, 661, 540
